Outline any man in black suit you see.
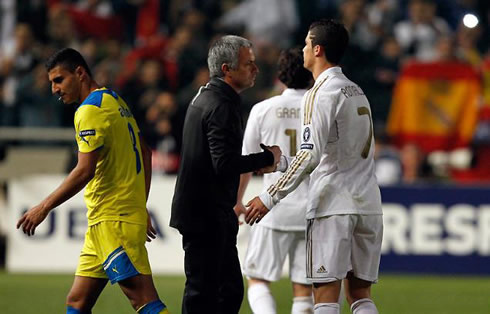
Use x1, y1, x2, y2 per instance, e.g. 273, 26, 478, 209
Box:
170, 35, 281, 314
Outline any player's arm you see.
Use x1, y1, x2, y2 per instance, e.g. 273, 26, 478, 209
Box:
16, 150, 99, 236
139, 134, 156, 242
234, 172, 252, 222
206, 102, 279, 175
234, 104, 261, 221
246, 91, 333, 225
139, 134, 152, 200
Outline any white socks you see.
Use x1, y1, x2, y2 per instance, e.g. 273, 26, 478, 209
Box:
248, 283, 276, 314
291, 296, 314, 314
313, 303, 340, 314
351, 298, 378, 314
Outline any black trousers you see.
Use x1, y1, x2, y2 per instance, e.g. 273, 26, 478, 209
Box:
181, 214, 244, 314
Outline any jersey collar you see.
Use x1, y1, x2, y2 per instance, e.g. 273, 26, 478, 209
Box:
316, 66, 342, 84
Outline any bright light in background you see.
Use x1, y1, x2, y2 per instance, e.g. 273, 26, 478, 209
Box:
463, 14, 479, 28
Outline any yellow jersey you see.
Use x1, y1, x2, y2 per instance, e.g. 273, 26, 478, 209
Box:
74, 88, 147, 226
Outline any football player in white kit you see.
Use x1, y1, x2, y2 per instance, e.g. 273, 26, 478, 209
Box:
245, 19, 383, 314
235, 47, 314, 314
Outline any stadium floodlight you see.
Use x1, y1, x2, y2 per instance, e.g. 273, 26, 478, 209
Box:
463, 13, 479, 28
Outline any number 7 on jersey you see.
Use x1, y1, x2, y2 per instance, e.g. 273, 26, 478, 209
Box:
357, 106, 373, 159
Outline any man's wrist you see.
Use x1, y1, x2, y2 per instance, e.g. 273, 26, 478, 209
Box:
259, 192, 274, 210
277, 155, 288, 172
263, 149, 274, 166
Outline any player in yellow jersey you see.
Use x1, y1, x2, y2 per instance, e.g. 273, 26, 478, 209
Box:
16, 48, 170, 314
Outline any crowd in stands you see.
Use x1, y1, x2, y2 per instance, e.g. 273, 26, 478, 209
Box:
0, 0, 489, 184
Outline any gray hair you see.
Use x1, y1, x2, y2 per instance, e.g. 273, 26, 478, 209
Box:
207, 35, 253, 78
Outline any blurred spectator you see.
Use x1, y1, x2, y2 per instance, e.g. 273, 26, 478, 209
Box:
92, 39, 123, 88
47, 5, 79, 49
144, 91, 184, 174
120, 58, 170, 129
339, 0, 379, 52
240, 43, 281, 118
80, 38, 99, 68
218, 0, 299, 48
401, 143, 424, 183
375, 134, 403, 185
370, 36, 402, 129
109, 0, 141, 45
165, 1, 221, 39
0, 0, 15, 50
176, 66, 210, 110
17, 0, 49, 43
434, 35, 458, 61
179, 7, 213, 39
339, 0, 378, 102
16, 64, 64, 128
455, 20, 484, 67
172, 26, 208, 89
394, 0, 451, 62
117, 25, 196, 92
0, 23, 39, 126
174, 10, 210, 88
366, 0, 400, 38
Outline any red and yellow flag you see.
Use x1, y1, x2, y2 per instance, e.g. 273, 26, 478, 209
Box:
387, 61, 481, 153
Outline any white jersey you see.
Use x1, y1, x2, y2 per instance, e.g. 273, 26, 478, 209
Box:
243, 88, 309, 230
260, 67, 382, 219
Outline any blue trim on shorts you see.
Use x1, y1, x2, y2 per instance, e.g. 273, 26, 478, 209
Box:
103, 246, 139, 284
138, 300, 167, 314
67, 306, 81, 313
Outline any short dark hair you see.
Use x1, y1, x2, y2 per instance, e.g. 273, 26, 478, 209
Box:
308, 19, 349, 64
45, 48, 92, 77
277, 47, 312, 89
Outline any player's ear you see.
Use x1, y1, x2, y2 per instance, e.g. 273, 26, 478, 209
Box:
75, 66, 85, 81
221, 63, 231, 76
313, 44, 322, 57
75, 66, 83, 80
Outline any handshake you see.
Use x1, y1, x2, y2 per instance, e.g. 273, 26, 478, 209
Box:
232, 143, 281, 226
258, 143, 282, 175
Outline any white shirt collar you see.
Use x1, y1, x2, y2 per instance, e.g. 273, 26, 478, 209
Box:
315, 66, 342, 84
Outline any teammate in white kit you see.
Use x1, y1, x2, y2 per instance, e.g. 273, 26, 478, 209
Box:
245, 19, 383, 314
235, 48, 314, 314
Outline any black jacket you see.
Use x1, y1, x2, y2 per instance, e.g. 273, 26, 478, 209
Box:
170, 78, 274, 233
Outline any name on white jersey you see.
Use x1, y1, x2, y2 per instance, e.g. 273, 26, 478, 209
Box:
341, 85, 365, 98
276, 107, 300, 119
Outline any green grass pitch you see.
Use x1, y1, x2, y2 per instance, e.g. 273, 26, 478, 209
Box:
1, 272, 489, 313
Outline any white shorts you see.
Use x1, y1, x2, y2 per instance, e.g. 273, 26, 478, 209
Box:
243, 224, 309, 285
306, 214, 383, 283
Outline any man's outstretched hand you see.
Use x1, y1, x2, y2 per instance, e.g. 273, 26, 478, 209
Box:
245, 196, 269, 226
146, 210, 157, 242
16, 204, 50, 236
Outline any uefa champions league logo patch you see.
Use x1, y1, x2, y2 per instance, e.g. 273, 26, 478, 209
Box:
303, 127, 311, 142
